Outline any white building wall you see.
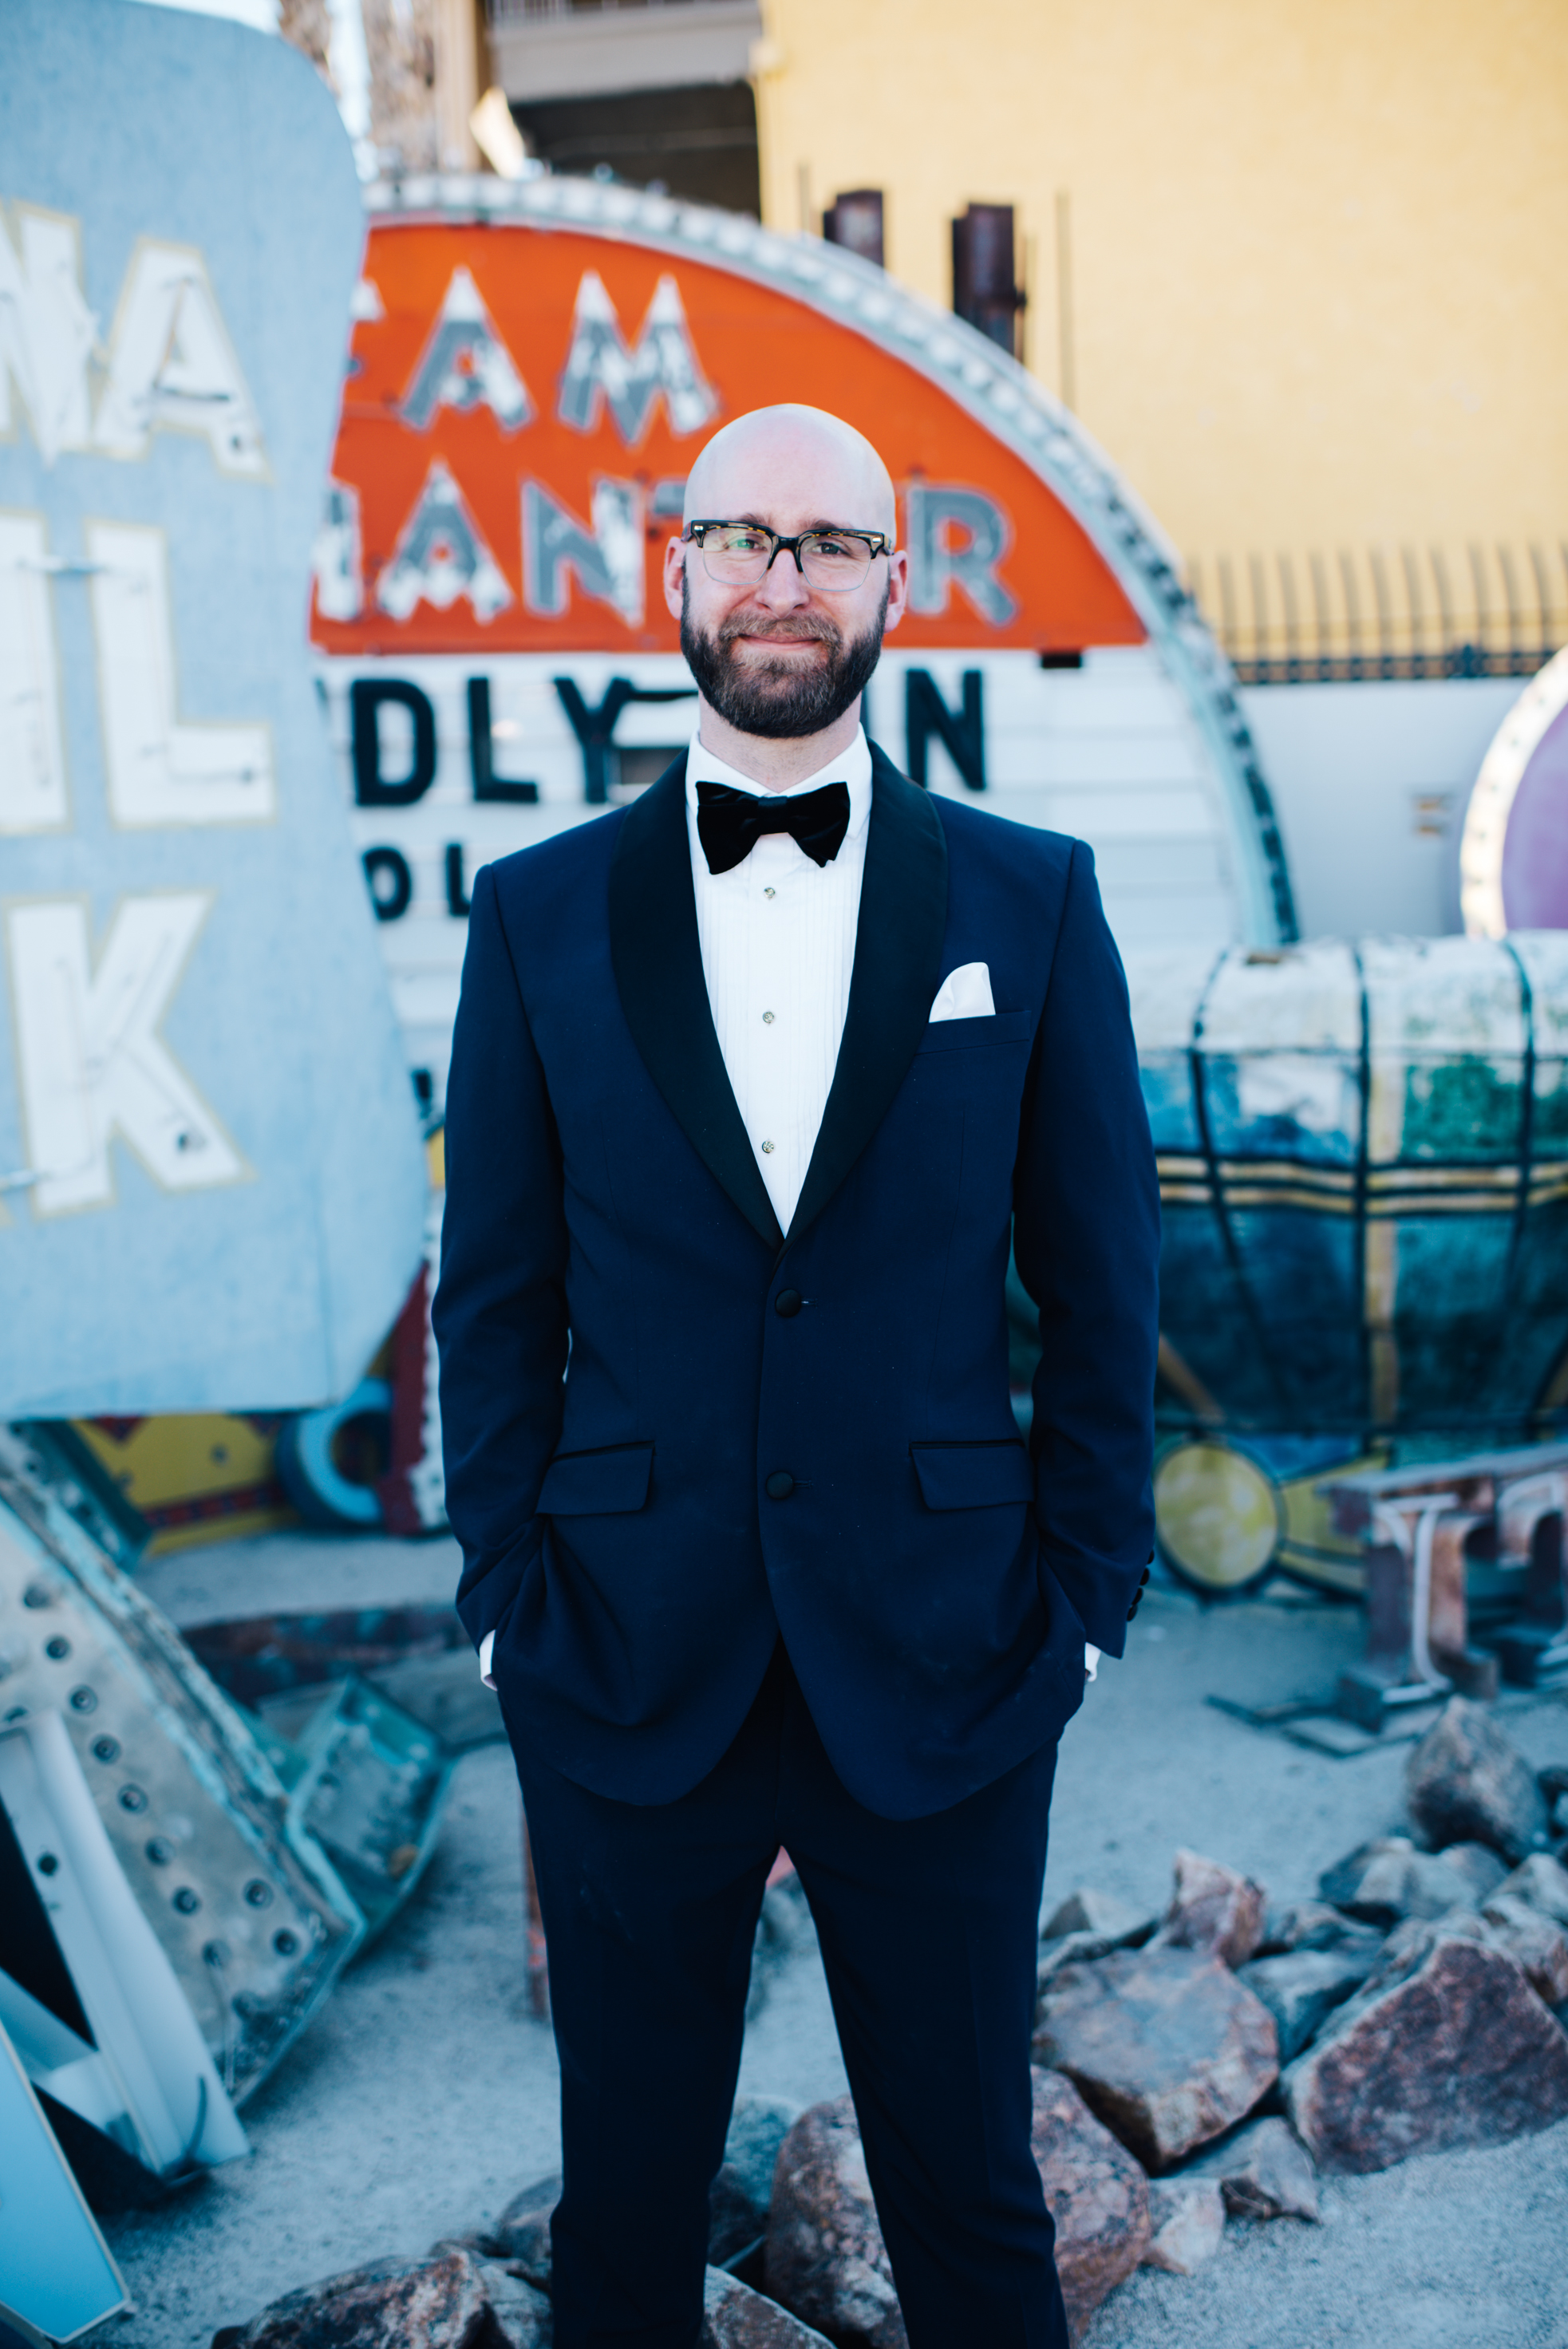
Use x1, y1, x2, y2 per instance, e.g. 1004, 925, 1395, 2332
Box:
1242, 677, 1521, 942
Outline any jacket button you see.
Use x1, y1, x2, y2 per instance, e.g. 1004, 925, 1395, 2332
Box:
765, 1471, 795, 1501
775, 1289, 802, 1318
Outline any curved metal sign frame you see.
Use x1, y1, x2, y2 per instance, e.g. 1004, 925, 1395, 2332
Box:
1460, 643, 1568, 938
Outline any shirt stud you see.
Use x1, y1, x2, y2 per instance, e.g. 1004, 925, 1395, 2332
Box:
760, 1139, 776, 1155
762, 1011, 776, 1024
763, 886, 776, 898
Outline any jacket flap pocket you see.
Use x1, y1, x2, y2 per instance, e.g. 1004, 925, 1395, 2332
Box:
910, 1440, 1034, 1510
538, 1443, 654, 1514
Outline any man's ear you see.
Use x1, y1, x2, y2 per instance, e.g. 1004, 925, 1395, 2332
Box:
662, 537, 686, 623
882, 547, 910, 634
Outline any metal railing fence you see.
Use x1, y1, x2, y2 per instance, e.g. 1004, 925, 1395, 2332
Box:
1188, 542, 1568, 685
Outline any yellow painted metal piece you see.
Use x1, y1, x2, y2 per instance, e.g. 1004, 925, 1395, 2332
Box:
1154, 1440, 1282, 1592
1273, 1453, 1385, 1596
70, 1415, 296, 1554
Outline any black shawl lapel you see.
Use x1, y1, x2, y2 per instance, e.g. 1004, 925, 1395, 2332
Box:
609, 753, 784, 1250
786, 745, 949, 1246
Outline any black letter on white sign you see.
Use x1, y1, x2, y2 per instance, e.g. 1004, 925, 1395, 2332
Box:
351, 679, 437, 806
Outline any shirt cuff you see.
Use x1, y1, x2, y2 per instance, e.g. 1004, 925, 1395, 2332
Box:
480, 1629, 496, 1689
1084, 1644, 1101, 1683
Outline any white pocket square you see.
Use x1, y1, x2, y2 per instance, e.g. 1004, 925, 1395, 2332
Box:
929, 961, 996, 1022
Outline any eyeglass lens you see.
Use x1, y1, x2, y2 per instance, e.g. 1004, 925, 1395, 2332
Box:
699, 527, 874, 591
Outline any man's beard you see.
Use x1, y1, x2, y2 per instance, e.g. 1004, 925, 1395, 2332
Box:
681, 573, 888, 740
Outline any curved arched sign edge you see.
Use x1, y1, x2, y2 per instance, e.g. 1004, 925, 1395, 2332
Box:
1460, 643, 1568, 938
361, 172, 1297, 946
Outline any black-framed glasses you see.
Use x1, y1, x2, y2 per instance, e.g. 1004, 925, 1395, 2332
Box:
682, 519, 893, 593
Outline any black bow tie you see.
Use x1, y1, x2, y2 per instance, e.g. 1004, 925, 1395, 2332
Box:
695, 780, 851, 876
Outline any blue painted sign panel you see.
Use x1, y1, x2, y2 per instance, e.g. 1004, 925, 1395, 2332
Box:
0, 0, 426, 1415
0, 2020, 127, 2341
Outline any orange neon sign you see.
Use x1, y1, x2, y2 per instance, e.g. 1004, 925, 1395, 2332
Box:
313, 221, 1144, 659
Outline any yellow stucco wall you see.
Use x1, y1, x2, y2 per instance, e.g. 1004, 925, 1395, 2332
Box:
752, 0, 1568, 655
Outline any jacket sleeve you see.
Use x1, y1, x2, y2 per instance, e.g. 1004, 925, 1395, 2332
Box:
432, 863, 569, 1652
1013, 840, 1159, 1656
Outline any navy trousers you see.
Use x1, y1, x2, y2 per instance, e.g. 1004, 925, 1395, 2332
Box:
508, 1644, 1068, 2349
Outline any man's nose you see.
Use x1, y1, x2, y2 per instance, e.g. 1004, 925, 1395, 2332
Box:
752, 547, 814, 612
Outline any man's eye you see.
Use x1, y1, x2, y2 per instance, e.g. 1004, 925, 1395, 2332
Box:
718, 529, 770, 553
810, 536, 858, 560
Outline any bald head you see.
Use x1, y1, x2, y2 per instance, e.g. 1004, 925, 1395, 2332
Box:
684, 405, 896, 541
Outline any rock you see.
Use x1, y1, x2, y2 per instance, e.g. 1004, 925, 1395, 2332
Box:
1236, 1946, 1378, 2063
1317, 1837, 1481, 1929
1154, 1850, 1266, 1968
488, 2175, 559, 2290
1027, 2067, 1151, 2327
1438, 1841, 1509, 1904
710, 2097, 801, 2264
1186, 2117, 1320, 2221
1404, 1697, 1550, 1864
764, 2098, 906, 2349
1033, 1944, 1278, 2171
1493, 1853, 1568, 1929
1141, 2177, 1225, 2275
1038, 1890, 1158, 1986
480, 2267, 553, 2349
765, 2074, 1150, 2346
701, 2268, 833, 2347
748, 1877, 816, 2020
1042, 1888, 1153, 1946
1285, 1931, 1568, 2172
1357, 1909, 1486, 1997
1479, 1894, 1568, 2005
1255, 1900, 1382, 1959
212, 2252, 492, 2349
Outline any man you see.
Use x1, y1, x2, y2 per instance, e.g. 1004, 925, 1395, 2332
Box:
435, 404, 1159, 2349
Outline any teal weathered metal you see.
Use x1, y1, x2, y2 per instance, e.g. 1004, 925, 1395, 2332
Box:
1130, 934, 1568, 1442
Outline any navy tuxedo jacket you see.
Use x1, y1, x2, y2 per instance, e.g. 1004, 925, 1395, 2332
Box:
434, 745, 1159, 1819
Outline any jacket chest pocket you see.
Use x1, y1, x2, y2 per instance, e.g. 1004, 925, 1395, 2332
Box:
914, 1007, 1035, 1056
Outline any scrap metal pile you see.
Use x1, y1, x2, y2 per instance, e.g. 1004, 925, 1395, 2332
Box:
0, 1427, 477, 2343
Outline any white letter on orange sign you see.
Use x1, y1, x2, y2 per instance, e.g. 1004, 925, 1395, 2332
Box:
904, 484, 1017, 626
86, 523, 275, 827
556, 272, 717, 444
400, 266, 532, 432
376, 458, 513, 624
6, 894, 243, 1217
523, 478, 645, 626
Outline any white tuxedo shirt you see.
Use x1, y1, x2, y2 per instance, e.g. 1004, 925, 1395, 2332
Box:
685, 724, 873, 1233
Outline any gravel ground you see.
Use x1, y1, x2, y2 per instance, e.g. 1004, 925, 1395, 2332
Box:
95, 1534, 1568, 2349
